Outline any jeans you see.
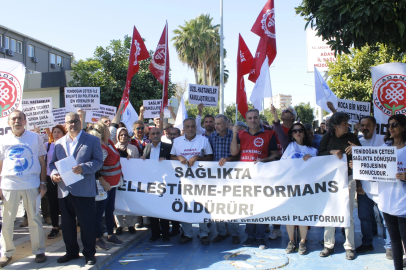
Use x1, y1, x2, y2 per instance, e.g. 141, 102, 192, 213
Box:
379, 210, 392, 249
217, 222, 239, 236
358, 194, 375, 245
383, 213, 406, 270
246, 224, 266, 239
181, 223, 209, 238
95, 188, 116, 238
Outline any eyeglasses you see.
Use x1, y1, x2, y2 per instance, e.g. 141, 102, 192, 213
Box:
135, 127, 144, 131
66, 120, 80, 125
292, 128, 305, 134
283, 109, 293, 115
389, 122, 400, 129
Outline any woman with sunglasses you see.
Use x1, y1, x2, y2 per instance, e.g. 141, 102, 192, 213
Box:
114, 127, 139, 235
378, 114, 406, 270
281, 123, 318, 254
318, 112, 361, 260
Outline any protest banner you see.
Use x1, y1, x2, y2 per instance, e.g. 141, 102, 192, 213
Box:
352, 146, 397, 182
22, 97, 54, 129
52, 108, 67, 125
336, 99, 371, 123
64, 87, 100, 112
115, 155, 350, 227
372, 63, 406, 142
188, 84, 218, 107
85, 104, 117, 123
0, 59, 25, 136
142, 99, 170, 119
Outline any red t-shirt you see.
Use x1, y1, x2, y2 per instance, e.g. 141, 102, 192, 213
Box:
238, 129, 277, 162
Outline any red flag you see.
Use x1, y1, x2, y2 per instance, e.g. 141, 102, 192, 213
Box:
249, 0, 277, 82
149, 22, 170, 110
237, 34, 253, 118
121, 26, 149, 107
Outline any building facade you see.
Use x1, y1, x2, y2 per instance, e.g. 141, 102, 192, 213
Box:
0, 24, 73, 108
265, 94, 292, 110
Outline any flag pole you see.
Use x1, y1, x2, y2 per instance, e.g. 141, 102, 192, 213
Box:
161, 21, 168, 116
235, 104, 238, 124
219, 0, 224, 114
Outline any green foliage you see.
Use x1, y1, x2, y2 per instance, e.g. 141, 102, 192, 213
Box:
295, 0, 406, 54
68, 36, 175, 110
294, 102, 314, 124
327, 43, 406, 104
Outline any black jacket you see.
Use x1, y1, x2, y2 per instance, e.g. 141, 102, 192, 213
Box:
143, 142, 172, 160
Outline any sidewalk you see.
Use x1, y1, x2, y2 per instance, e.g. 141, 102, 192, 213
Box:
0, 202, 149, 270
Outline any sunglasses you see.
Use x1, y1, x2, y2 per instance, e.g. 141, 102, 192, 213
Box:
292, 128, 305, 134
389, 122, 400, 129
135, 127, 145, 130
283, 109, 293, 115
66, 119, 80, 124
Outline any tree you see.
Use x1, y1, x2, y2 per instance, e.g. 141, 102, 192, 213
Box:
327, 43, 406, 104
295, 0, 406, 54
294, 102, 314, 124
174, 79, 188, 105
68, 36, 175, 110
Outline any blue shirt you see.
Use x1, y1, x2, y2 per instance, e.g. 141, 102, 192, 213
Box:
208, 129, 233, 162
312, 134, 322, 150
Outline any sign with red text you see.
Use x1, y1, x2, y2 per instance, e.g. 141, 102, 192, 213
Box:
306, 29, 337, 72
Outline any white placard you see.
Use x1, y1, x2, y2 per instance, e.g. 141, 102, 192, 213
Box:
64, 87, 100, 112
85, 104, 117, 123
188, 84, 218, 107
353, 146, 397, 182
115, 156, 350, 227
22, 97, 55, 128
306, 29, 337, 72
142, 99, 170, 119
336, 99, 371, 123
52, 108, 67, 125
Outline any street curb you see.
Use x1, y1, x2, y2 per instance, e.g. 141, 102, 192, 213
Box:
90, 228, 150, 270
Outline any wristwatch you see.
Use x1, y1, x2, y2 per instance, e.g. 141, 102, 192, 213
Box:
40, 182, 47, 186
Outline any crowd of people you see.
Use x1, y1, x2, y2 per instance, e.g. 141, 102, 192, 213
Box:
0, 101, 405, 270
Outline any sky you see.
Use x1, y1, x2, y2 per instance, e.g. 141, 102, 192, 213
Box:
5, 0, 317, 108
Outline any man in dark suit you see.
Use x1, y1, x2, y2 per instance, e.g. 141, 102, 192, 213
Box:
49, 112, 103, 265
141, 127, 172, 242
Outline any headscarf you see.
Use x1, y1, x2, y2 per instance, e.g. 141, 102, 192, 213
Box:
115, 127, 129, 151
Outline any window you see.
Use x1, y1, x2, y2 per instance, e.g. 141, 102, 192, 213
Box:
5, 36, 9, 49
10, 39, 16, 52
50, 53, 55, 64
27, 70, 40, 74
28, 45, 34, 57
56, 55, 62, 66
17, 41, 22, 54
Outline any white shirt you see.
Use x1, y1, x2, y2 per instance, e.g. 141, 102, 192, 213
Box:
66, 130, 82, 156
150, 142, 161, 160
281, 142, 318, 160
170, 134, 213, 161
378, 146, 406, 216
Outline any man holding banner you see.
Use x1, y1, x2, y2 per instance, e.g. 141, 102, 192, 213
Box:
231, 109, 279, 249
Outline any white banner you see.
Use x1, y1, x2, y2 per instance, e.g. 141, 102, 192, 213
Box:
306, 29, 337, 72
142, 99, 170, 119
52, 108, 67, 125
115, 156, 350, 227
85, 104, 117, 123
353, 146, 397, 182
372, 63, 406, 143
64, 87, 100, 112
336, 98, 371, 123
0, 59, 25, 136
22, 97, 54, 129
188, 84, 219, 107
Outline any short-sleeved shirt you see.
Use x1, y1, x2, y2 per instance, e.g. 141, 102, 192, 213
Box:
237, 127, 277, 162
208, 129, 233, 162
170, 134, 213, 161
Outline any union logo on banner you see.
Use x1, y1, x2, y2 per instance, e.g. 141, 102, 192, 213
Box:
260, 8, 276, 39
373, 74, 406, 116
0, 71, 22, 118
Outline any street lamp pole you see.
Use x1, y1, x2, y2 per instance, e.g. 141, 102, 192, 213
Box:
219, 0, 224, 114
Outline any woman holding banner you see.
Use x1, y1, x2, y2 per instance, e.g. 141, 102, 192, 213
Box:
317, 112, 361, 260
379, 114, 406, 270
114, 127, 139, 235
44, 125, 66, 239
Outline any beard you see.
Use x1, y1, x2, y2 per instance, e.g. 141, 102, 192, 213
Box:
362, 129, 370, 137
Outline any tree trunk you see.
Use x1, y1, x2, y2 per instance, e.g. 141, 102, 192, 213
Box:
203, 62, 207, 85
194, 69, 199, 84
209, 66, 213, 86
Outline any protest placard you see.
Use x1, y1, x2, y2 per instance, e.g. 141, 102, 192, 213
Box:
64, 87, 100, 112
52, 108, 67, 125
85, 104, 117, 123
115, 155, 350, 227
142, 99, 170, 119
188, 84, 218, 107
336, 99, 371, 123
22, 97, 54, 129
352, 146, 397, 182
